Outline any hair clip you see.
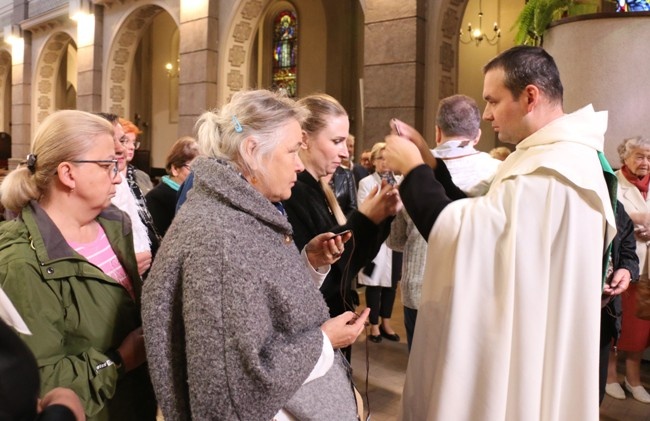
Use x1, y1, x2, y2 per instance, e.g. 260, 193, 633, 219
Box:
25, 153, 37, 174
232, 115, 243, 133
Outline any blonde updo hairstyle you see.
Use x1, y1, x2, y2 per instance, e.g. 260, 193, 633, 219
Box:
298, 94, 349, 225
165, 136, 199, 175
0, 110, 114, 213
194, 89, 308, 178
298, 93, 347, 138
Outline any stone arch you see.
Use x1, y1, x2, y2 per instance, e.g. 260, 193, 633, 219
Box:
422, 0, 469, 140
220, 0, 341, 103
104, 4, 173, 117
432, 0, 467, 100
32, 32, 75, 125
220, 0, 268, 103
219, 0, 470, 124
0, 49, 11, 132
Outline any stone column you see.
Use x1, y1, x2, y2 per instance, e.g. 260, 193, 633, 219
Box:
177, 0, 219, 137
362, 0, 425, 150
76, 4, 103, 112
9, 30, 31, 167
9, 0, 30, 167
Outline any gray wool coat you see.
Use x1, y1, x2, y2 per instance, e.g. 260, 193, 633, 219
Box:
142, 157, 358, 421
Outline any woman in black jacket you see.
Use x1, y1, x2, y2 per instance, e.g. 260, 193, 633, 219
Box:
283, 94, 401, 360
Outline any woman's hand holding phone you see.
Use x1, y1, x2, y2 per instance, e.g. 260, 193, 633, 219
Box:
305, 230, 352, 269
321, 308, 370, 349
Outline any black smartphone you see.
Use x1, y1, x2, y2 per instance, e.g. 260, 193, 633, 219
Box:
333, 228, 351, 236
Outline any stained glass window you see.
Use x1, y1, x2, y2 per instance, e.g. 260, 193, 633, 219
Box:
272, 10, 297, 98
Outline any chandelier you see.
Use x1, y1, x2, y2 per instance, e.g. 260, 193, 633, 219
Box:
459, 0, 501, 46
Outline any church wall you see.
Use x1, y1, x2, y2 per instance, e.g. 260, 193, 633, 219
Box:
150, 12, 178, 168
363, 0, 424, 153
545, 14, 650, 165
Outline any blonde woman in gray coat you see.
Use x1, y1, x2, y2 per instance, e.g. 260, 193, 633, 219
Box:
142, 90, 368, 421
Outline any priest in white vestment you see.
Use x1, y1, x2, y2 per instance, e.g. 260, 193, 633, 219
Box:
385, 46, 618, 421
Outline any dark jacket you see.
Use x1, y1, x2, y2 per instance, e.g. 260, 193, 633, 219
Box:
398, 160, 468, 240
601, 201, 640, 346
284, 170, 388, 316
351, 163, 369, 187
330, 166, 358, 215
145, 179, 178, 237
0, 320, 76, 421
0, 202, 156, 421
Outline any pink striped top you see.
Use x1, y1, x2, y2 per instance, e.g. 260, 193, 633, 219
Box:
68, 224, 135, 300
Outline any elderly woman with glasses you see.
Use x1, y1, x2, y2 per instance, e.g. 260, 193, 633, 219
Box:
0, 110, 157, 420
116, 117, 160, 259
119, 117, 154, 195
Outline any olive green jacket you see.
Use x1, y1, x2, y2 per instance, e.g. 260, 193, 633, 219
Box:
0, 201, 156, 421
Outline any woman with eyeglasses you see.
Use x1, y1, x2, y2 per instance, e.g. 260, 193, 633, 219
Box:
145, 136, 199, 237
96, 113, 154, 275
118, 117, 161, 258
0, 110, 157, 420
119, 118, 154, 195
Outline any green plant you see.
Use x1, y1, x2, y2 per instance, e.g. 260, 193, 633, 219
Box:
512, 0, 572, 46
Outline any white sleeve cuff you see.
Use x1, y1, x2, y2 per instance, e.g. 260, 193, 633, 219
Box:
301, 247, 330, 288
303, 330, 334, 384
274, 332, 334, 421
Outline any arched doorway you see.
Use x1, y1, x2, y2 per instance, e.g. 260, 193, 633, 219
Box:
104, 4, 179, 172
223, 0, 363, 133
33, 32, 77, 126
423, 0, 522, 146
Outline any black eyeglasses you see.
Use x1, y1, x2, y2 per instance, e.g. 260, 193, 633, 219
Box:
119, 136, 140, 150
70, 159, 119, 179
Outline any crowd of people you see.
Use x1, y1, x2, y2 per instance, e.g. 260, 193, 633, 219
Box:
0, 45, 648, 421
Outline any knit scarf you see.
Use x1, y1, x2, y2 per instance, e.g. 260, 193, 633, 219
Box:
126, 165, 162, 248
621, 164, 650, 199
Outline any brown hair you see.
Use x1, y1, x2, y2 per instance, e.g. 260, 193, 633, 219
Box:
166, 136, 200, 174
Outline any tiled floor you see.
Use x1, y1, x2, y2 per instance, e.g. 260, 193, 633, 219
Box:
351, 286, 650, 421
